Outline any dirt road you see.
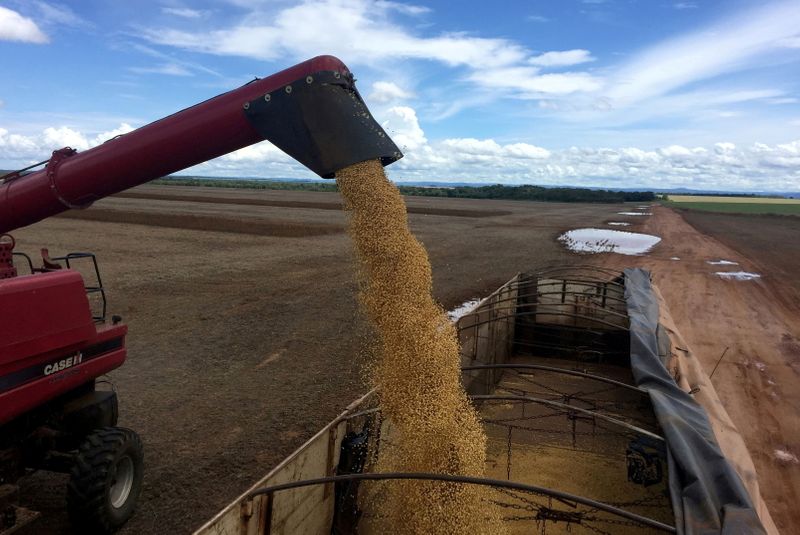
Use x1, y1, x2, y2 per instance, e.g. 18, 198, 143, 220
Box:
12, 186, 624, 534
601, 206, 800, 532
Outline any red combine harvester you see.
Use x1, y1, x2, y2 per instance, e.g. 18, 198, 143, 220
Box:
0, 55, 400, 534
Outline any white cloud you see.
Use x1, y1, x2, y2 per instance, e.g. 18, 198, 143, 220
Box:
0, 127, 40, 154
504, 143, 551, 159
766, 97, 798, 104
369, 81, 413, 103
714, 142, 736, 153
93, 123, 135, 145
778, 36, 800, 49
33, 1, 87, 27
0, 6, 49, 43
440, 138, 550, 161
219, 141, 291, 163
1, 118, 798, 191
374, 1, 431, 16
129, 63, 193, 76
381, 106, 427, 151
607, 1, 800, 105
528, 49, 595, 67
136, 0, 604, 101
0, 123, 136, 164
527, 15, 549, 23
469, 68, 602, 96
161, 7, 210, 19
673, 2, 698, 9
139, 1, 528, 69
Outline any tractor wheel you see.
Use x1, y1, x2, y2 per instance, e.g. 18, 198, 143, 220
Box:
66, 427, 143, 533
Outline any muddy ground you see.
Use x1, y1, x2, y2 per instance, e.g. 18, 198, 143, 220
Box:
601, 206, 800, 532
13, 185, 623, 534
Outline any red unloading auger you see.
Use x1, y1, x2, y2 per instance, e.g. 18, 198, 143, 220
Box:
0, 56, 400, 532
0, 55, 402, 236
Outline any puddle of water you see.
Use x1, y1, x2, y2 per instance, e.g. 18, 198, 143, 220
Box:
715, 271, 761, 281
617, 211, 652, 216
447, 298, 482, 322
774, 449, 799, 464
707, 259, 739, 266
607, 222, 631, 226
559, 228, 661, 256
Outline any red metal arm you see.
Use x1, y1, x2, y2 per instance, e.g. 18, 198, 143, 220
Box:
0, 55, 400, 234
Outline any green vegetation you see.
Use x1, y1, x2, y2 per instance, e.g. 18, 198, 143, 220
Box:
665, 194, 800, 215
667, 194, 799, 204
666, 201, 800, 215
153, 177, 655, 204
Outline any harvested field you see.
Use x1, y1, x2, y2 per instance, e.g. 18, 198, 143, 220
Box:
679, 210, 800, 305
114, 187, 513, 218
597, 206, 800, 533
667, 195, 800, 215
12, 185, 626, 534
57, 208, 344, 237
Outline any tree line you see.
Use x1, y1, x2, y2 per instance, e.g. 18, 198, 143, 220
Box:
154, 177, 655, 203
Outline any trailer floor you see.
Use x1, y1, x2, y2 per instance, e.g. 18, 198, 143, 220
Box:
478, 355, 673, 533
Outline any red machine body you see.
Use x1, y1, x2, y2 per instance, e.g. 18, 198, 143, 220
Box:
0, 270, 126, 424
0, 55, 346, 234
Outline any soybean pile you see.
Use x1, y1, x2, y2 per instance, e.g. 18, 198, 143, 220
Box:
336, 159, 502, 534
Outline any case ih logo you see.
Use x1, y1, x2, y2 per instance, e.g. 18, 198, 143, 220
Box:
44, 352, 83, 376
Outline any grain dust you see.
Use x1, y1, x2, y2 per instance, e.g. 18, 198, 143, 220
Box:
336, 159, 501, 534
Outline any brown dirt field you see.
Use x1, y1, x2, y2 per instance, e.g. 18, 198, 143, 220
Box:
677, 210, 800, 307
598, 206, 800, 533
115, 186, 513, 217
11, 185, 624, 534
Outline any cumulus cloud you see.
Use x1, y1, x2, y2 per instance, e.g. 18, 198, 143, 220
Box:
1, 113, 798, 192
369, 81, 414, 103
381, 106, 427, 151
441, 138, 550, 161
0, 124, 135, 164
528, 49, 595, 67
0, 6, 49, 43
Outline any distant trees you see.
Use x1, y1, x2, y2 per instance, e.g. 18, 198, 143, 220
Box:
153, 177, 656, 204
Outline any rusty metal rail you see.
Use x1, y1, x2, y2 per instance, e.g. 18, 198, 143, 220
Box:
246, 472, 676, 532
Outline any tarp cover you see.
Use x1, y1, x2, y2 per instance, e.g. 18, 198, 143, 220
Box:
623, 268, 766, 535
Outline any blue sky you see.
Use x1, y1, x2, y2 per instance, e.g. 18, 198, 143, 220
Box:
1, 0, 799, 191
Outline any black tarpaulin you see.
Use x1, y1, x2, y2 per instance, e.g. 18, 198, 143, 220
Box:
623, 268, 766, 535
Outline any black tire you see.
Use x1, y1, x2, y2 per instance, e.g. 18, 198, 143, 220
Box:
67, 427, 144, 534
